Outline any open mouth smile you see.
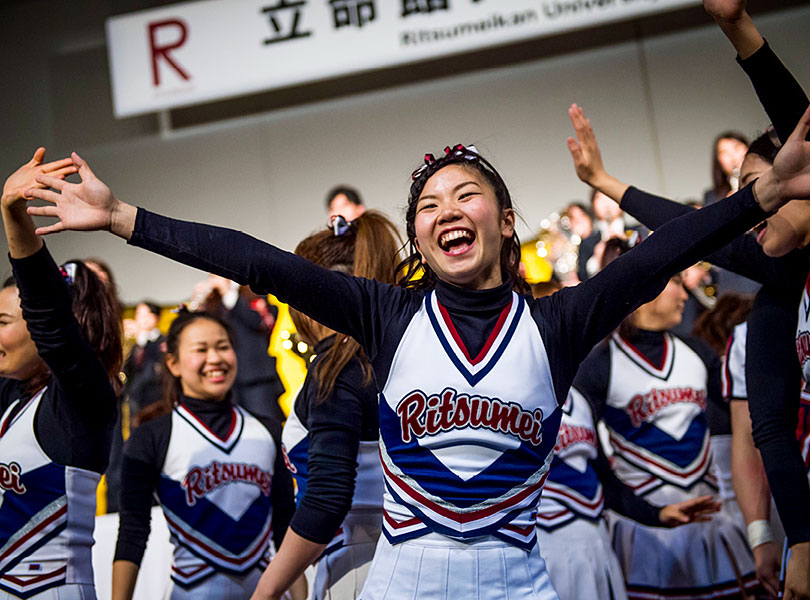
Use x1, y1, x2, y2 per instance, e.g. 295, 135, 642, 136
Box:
438, 228, 476, 255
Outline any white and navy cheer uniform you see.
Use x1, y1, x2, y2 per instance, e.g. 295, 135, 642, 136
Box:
794, 275, 810, 475
576, 329, 757, 599
0, 246, 117, 600
126, 182, 769, 599
536, 388, 662, 600
282, 336, 383, 599
114, 396, 294, 597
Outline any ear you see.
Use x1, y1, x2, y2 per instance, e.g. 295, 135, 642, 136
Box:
501, 208, 515, 239
413, 237, 427, 264
165, 354, 182, 378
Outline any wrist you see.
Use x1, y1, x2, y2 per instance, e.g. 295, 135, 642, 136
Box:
747, 519, 776, 549
715, 12, 764, 60
109, 200, 138, 239
752, 170, 784, 213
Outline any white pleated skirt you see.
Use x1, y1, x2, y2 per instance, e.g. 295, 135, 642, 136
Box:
536, 518, 628, 600
0, 585, 96, 600
609, 483, 758, 600
358, 533, 559, 600
164, 569, 261, 600
312, 515, 381, 600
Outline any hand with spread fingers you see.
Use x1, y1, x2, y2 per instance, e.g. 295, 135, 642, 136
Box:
566, 104, 630, 203
25, 152, 137, 238
658, 495, 722, 527
2, 147, 76, 210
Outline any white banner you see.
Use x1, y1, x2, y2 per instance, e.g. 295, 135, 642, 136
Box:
107, 0, 700, 118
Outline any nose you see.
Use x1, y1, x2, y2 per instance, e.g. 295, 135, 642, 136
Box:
437, 200, 463, 225
206, 347, 224, 364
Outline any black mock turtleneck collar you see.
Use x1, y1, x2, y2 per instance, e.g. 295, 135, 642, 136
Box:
179, 393, 235, 438
434, 278, 513, 313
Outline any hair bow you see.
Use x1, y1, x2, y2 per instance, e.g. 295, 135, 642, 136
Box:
411, 153, 437, 181
330, 214, 353, 236
60, 262, 77, 286
411, 145, 480, 181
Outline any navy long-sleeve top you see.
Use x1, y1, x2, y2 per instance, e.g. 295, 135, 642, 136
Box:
287, 335, 379, 544
0, 244, 116, 474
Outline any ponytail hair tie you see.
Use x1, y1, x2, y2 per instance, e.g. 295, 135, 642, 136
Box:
59, 262, 77, 286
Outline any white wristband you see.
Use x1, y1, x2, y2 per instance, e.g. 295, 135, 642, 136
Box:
747, 519, 775, 549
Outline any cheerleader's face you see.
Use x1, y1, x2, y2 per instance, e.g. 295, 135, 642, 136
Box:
742, 153, 810, 257
634, 277, 688, 331
0, 286, 42, 380
167, 318, 237, 402
414, 164, 515, 290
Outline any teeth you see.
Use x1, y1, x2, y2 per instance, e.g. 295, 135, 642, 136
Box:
440, 230, 473, 247
206, 370, 225, 378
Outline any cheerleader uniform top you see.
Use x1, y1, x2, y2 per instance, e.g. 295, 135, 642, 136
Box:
536, 387, 661, 531
615, 39, 810, 545
125, 182, 767, 551
573, 329, 723, 497
114, 396, 295, 588
0, 244, 117, 599
281, 335, 383, 553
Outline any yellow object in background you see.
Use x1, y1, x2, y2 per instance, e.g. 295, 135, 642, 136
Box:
266, 296, 307, 417
520, 240, 554, 285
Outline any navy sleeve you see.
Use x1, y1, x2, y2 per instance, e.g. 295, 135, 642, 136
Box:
746, 282, 810, 546
737, 40, 810, 144
289, 360, 371, 544
114, 415, 171, 565
620, 187, 810, 287
533, 185, 769, 403
258, 416, 295, 550
571, 348, 611, 422
10, 244, 117, 473
592, 444, 662, 526
129, 210, 419, 361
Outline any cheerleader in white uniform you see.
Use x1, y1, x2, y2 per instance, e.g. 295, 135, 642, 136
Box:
0, 150, 122, 600
536, 386, 721, 600
26, 110, 810, 598
111, 310, 295, 600
574, 260, 758, 598
252, 212, 400, 600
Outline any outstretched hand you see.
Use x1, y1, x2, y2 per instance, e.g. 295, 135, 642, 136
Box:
567, 104, 608, 187
566, 104, 630, 203
25, 152, 136, 238
703, 0, 746, 23
2, 148, 76, 210
658, 494, 721, 527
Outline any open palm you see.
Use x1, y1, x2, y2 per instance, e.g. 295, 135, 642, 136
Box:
27, 153, 118, 235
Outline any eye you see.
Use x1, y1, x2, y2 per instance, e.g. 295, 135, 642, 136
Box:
417, 202, 437, 212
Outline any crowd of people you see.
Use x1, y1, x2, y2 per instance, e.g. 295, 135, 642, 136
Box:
1, 1, 810, 599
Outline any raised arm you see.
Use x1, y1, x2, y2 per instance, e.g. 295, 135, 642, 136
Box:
541, 106, 810, 396
704, 0, 809, 145
567, 105, 809, 287
26, 154, 413, 358
2, 151, 116, 458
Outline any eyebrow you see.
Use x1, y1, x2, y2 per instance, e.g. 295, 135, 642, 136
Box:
419, 180, 481, 202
